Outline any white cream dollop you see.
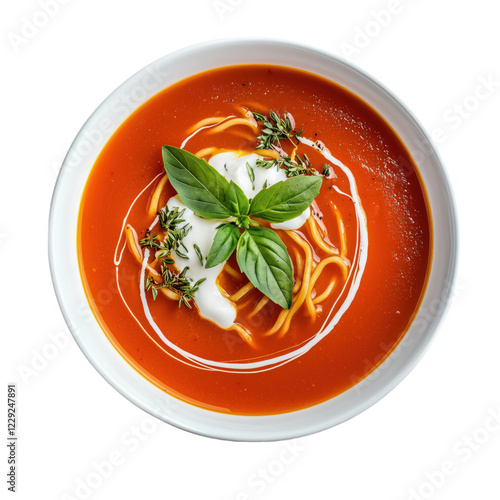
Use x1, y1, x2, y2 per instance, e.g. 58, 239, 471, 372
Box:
166, 196, 236, 329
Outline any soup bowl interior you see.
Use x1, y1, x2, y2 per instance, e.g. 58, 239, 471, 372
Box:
49, 39, 457, 441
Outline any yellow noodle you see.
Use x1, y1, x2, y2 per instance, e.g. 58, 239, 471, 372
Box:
313, 280, 336, 304
292, 248, 304, 294
230, 324, 253, 345
208, 117, 259, 134
215, 280, 230, 298
255, 148, 281, 159
194, 147, 219, 159
304, 277, 318, 319
149, 256, 160, 269
187, 116, 227, 134
267, 230, 313, 335
158, 286, 180, 301
147, 174, 168, 218
229, 281, 255, 302
333, 206, 347, 258
308, 216, 338, 255
265, 309, 288, 336
125, 225, 143, 262
247, 296, 270, 318
223, 263, 241, 279
305, 256, 349, 314
292, 279, 302, 295
195, 147, 253, 160
310, 255, 348, 285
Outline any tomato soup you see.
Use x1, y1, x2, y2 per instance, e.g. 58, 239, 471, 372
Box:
78, 65, 431, 415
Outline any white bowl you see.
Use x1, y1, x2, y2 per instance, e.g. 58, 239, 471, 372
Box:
49, 39, 457, 441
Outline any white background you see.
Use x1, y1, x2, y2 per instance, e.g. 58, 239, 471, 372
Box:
2, 0, 500, 499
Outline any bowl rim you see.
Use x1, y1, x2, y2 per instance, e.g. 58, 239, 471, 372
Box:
49, 37, 458, 441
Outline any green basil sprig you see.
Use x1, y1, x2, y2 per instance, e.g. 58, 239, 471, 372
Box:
162, 146, 322, 310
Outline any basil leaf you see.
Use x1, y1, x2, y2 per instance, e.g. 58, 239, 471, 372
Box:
162, 146, 231, 219
249, 175, 322, 223
205, 224, 241, 268
236, 227, 293, 309
225, 180, 250, 216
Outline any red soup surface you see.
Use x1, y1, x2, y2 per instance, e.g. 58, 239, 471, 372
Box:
78, 65, 431, 415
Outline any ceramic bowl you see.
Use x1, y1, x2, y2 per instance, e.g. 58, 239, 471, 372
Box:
49, 39, 457, 441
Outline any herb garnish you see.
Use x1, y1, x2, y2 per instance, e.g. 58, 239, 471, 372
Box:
140, 205, 198, 305
140, 206, 191, 260
146, 266, 206, 308
252, 110, 323, 178
162, 146, 323, 309
252, 110, 302, 150
256, 153, 317, 177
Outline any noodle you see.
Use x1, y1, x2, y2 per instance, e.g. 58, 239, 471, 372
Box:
223, 264, 241, 279
306, 256, 349, 315
230, 282, 255, 302
147, 174, 168, 218
292, 248, 304, 294
125, 224, 144, 262
307, 216, 338, 255
247, 296, 270, 318
333, 205, 347, 258
187, 116, 228, 134
230, 324, 253, 345
313, 281, 336, 304
255, 149, 281, 160
208, 117, 259, 135
195, 147, 219, 159
158, 285, 180, 301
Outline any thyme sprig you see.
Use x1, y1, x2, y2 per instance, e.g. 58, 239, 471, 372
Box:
140, 205, 199, 307
146, 265, 206, 308
256, 153, 318, 177
252, 110, 302, 150
252, 110, 332, 178
140, 206, 191, 260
